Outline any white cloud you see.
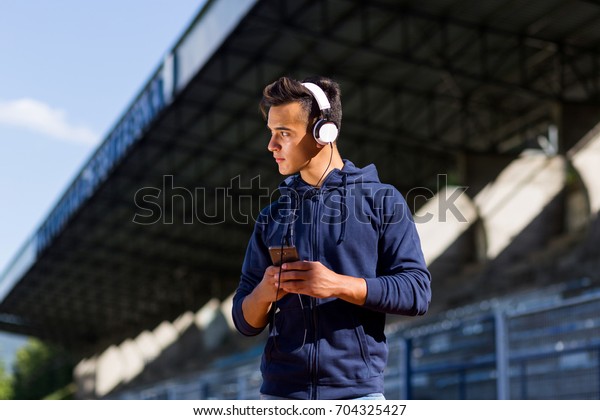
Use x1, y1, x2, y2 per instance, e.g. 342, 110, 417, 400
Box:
0, 98, 98, 146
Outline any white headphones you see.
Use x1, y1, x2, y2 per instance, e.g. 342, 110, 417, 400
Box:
302, 82, 339, 146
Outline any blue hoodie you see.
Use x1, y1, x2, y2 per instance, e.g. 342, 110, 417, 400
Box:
232, 160, 431, 399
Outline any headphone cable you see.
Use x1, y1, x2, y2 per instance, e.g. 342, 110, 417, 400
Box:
272, 243, 307, 353
314, 143, 334, 189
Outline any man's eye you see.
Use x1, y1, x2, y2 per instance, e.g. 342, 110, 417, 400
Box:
281, 132, 290, 137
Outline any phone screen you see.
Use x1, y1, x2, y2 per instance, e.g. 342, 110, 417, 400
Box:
268, 245, 299, 266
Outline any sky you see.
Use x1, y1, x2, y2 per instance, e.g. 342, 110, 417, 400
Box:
0, 0, 205, 371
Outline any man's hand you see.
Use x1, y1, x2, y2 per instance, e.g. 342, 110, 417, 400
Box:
241, 265, 289, 329
278, 260, 367, 305
260, 264, 291, 302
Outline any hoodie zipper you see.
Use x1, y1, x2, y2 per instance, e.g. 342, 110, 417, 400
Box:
310, 189, 321, 400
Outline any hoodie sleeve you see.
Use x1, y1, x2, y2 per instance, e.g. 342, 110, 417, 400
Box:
363, 187, 431, 316
232, 209, 273, 336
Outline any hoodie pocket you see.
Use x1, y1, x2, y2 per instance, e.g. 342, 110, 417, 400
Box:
262, 297, 311, 384
317, 305, 375, 383
266, 294, 308, 355
353, 318, 373, 377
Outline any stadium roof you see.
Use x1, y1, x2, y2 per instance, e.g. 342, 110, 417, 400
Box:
1, 0, 600, 353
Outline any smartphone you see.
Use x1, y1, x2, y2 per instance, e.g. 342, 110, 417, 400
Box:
268, 245, 300, 266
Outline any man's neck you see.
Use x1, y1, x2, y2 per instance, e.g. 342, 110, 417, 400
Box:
300, 145, 344, 187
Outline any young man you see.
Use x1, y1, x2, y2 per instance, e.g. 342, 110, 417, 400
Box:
232, 76, 431, 400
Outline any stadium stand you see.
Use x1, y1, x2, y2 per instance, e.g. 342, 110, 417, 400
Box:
114, 279, 600, 400
1, 0, 600, 399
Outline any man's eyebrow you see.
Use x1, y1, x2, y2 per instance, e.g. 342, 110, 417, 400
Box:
268, 125, 293, 131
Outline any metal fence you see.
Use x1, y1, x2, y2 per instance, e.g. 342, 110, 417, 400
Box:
505, 294, 600, 399
118, 285, 600, 400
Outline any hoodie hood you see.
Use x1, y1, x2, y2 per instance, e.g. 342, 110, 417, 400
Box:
279, 159, 381, 194
277, 160, 381, 245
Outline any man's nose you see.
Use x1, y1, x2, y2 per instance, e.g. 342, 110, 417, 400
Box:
267, 134, 280, 152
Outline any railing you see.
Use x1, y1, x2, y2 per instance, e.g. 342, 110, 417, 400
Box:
505, 292, 600, 400
116, 285, 600, 400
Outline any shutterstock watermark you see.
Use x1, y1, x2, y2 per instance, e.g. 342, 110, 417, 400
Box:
132, 175, 272, 225
410, 174, 470, 224
132, 174, 470, 226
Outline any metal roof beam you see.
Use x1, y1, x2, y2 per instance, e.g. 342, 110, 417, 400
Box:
254, 1, 600, 102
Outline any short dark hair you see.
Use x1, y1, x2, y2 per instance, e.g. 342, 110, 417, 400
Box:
259, 76, 342, 132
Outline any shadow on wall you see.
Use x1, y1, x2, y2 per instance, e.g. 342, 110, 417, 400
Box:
418, 150, 596, 313
75, 296, 262, 399
431, 183, 597, 311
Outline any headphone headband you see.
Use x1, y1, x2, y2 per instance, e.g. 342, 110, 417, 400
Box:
302, 82, 331, 111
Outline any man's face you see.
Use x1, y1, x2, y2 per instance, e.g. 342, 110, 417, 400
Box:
267, 102, 319, 175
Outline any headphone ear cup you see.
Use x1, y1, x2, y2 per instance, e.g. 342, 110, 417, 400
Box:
313, 119, 339, 145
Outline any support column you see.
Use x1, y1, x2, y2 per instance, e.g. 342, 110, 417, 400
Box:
474, 153, 566, 262
569, 123, 600, 217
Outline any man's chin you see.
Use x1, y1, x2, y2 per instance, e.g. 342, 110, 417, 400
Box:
277, 165, 293, 176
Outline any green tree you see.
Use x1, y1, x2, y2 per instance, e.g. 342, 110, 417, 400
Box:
0, 360, 13, 399
11, 338, 74, 400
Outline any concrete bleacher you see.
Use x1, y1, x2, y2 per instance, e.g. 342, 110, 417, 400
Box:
111, 279, 600, 400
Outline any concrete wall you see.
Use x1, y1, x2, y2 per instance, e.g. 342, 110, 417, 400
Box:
75, 297, 238, 399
